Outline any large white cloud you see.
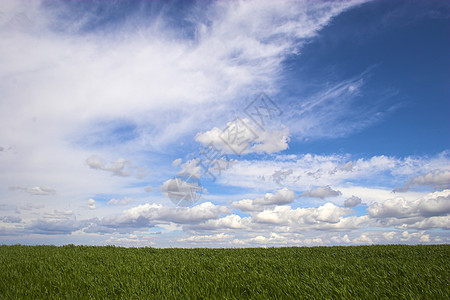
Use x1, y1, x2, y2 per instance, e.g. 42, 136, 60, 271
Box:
367, 190, 450, 230
394, 169, 450, 192
368, 190, 450, 219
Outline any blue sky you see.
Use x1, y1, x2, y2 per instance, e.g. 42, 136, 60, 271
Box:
0, 0, 449, 247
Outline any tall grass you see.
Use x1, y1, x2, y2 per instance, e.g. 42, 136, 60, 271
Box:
1, 245, 448, 299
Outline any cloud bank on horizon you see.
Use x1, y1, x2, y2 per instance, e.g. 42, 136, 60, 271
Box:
0, 0, 449, 247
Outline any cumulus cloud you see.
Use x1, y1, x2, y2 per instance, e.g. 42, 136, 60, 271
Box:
393, 169, 450, 192
195, 118, 290, 155
367, 190, 450, 230
254, 188, 296, 206
344, 195, 362, 207
87, 199, 96, 210
185, 215, 250, 232
253, 203, 352, 225
232, 188, 295, 212
160, 177, 204, 207
177, 159, 202, 179
299, 185, 342, 199
368, 190, 450, 219
97, 202, 230, 232
402, 216, 450, 230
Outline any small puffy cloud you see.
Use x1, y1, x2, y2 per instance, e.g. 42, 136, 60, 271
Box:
352, 234, 373, 244
330, 234, 351, 243
107, 197, 132, 206
254, 188, 296, 206
195, 118, 290, 155
87, 199, 96, 210
299, 185, 342, 199
344, 195, 362, 208
232, 188, 295, 212
144, 186, 153, 193
382, 231, 397, 241
9, 186, 56, 196
86, 155, 131, 176
394, 169, 450, 192
231, 199, 259, 212
160, 177, 204, 206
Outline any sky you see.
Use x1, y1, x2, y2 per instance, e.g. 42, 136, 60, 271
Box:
0, 0, 449, 247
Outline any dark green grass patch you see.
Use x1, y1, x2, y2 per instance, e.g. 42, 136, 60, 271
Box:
1, 244, 449, 299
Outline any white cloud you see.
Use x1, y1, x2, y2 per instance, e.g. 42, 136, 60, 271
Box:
195, 118, 290, 155
331, 234, 351, 243
401, 216, 450, 230
231, 188, 295, 212
107, 197, 132, 206
382, 231, 397, 241
254, 188, 296, 206
299, 186, 342, 199
178, 233, 233, 243
87, 199, 96, 210
252, 203, 352, 226
394, 169, 450, 192
217, 152, 450, 192
177, 159, 202, 178
160, 177, 204, 207
9, 186, 56, 196
185, 214, 250, 232
368, 190, 450, 219
352, 234, 373, 244
98, 202, 230, 231
3, 0, 446, 248
400, 231, 430, 242
86, 155, 146, 178
172, 158, 182, 168
344, 195, 362, 207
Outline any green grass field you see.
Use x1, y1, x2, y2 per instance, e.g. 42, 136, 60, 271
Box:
1, 244, 448, 299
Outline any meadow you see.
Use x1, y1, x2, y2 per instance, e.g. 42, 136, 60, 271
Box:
1, 244, 448, 299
